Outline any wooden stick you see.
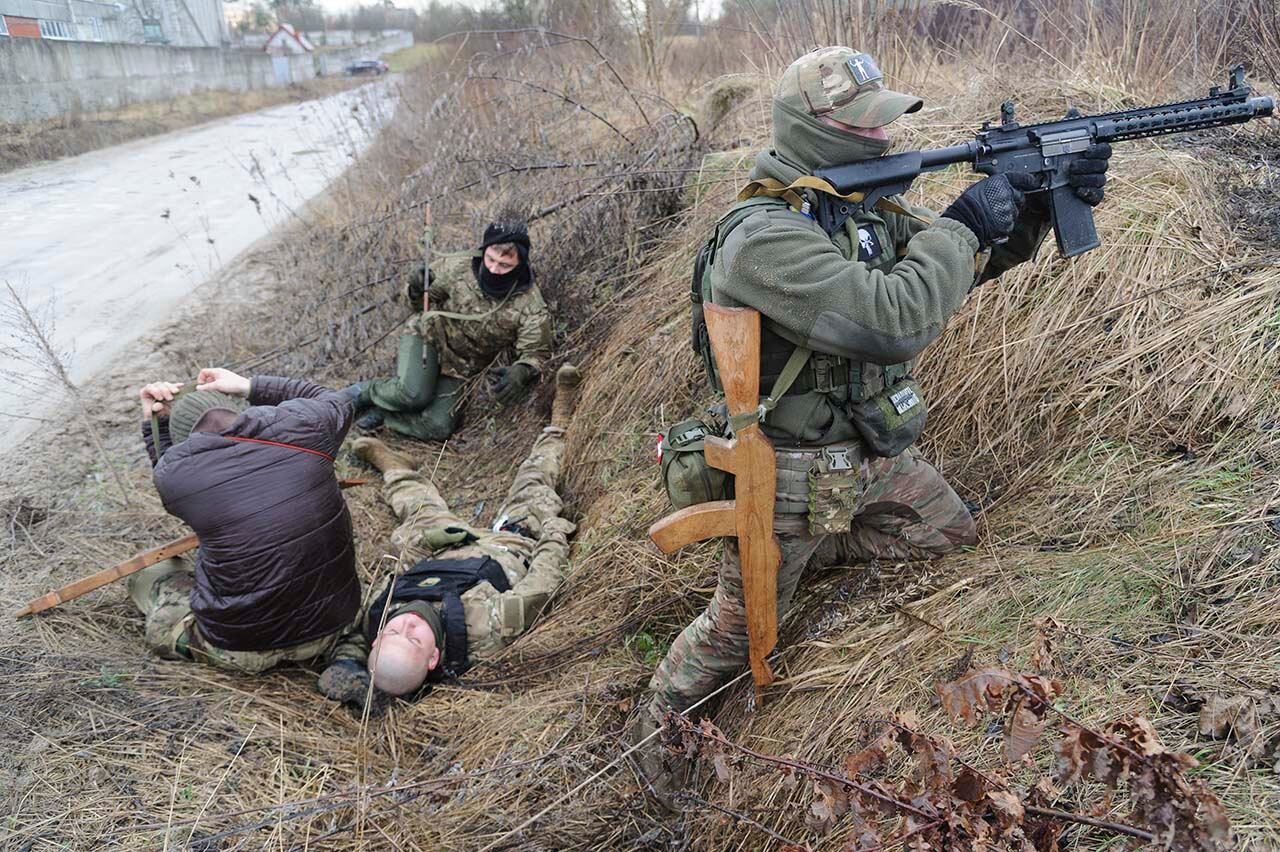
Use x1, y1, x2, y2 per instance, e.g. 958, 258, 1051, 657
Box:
422, 204, 433, 314
15, 533, 199, 618
15, 478, 370, 618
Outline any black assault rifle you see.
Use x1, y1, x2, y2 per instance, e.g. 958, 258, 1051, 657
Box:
813, 64, 1274, 257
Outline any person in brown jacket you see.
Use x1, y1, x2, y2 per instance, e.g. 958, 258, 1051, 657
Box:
128, 367, 361, 672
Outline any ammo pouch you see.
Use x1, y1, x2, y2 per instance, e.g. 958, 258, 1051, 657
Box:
660, 418, 733, 510
776, 443, 867, 536
849, 375, 928, 458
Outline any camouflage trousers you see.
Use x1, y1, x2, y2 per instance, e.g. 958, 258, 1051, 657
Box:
127, 557, 339, 673
647, 447, 975, 718
378, 426, 574, 659
367, 329, 464, 442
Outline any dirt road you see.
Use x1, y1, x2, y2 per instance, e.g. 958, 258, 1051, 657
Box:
0, 81, 394, 454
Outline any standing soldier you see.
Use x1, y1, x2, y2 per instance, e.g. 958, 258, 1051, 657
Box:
634, 47, 1111, 799
348, 219, 554, 442
317, 364, 583, 706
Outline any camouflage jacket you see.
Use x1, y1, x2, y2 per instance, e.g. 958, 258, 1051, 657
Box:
710, 148, 1047, 445
329, 517, 574, 673
411, 252, 553, 380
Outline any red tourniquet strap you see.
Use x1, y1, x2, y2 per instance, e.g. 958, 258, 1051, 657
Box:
224, 435, 334, 462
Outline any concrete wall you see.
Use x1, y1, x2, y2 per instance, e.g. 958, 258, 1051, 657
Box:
286, 51, 314, 84
302, 28, 405, 47
0, 30, 411, 123
0, 37, 274, 121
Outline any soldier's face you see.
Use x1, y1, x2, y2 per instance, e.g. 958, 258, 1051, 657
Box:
483, 243, 520, 275
817, 115, 891, 142
371, 611, 440, 676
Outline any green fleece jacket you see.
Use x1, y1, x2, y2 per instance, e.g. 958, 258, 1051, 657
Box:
709, 101, 1049, 444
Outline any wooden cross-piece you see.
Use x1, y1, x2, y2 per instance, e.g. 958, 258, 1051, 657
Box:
648, 304, 783, 691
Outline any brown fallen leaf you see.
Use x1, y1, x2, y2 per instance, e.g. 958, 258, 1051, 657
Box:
987, 790, 1025, 836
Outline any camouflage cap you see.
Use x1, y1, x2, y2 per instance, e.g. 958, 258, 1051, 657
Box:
776, 46, 922, 129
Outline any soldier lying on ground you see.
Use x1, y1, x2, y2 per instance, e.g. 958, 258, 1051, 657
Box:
129, 368, 360, 671
346, 219, 554, 442
633, 46, 1111, 802
316, 363, 583, 706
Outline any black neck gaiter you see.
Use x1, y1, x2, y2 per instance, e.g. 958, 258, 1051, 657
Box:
472, 245, 533, 299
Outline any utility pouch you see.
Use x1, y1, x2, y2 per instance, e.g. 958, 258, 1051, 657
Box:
806, 444, 865, 536
659, 418, 733, 510
849, 376, 928, 458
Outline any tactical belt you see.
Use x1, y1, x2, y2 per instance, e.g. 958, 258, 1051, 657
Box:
774, 441, 867, 525
759, 348, 852, 397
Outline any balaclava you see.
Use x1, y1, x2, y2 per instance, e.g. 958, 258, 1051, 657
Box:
472, 219, 533, 299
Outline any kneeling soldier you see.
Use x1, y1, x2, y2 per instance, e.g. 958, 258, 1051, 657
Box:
318, 364, 582, 704
129, 368, 360, 672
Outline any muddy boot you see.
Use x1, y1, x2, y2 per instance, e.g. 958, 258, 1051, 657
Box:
628, 703, 691, 813
550, 363, 582, 430
352, 437, 415, 474
317, 659, 371, 707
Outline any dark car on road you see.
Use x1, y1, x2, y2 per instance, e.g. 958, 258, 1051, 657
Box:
345, 60, 389, 76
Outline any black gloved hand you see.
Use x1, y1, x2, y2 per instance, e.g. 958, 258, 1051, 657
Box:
940, 174, 1031, 248
403, 266, 435, 313
487, 363, 534, 406
317, 659, 371, 706
1067, 142, 1111, 207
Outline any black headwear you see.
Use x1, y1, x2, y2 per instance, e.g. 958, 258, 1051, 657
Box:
472, 220, 534, 298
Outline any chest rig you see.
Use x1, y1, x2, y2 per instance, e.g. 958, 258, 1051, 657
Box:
690, 187, 919, 414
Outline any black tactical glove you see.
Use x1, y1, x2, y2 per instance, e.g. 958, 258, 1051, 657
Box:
487, 363, 534, 406
317, 659, 370, 706
1067, 142, 1111, 207
403, 266, 436, 313
940, 174, 1032, 249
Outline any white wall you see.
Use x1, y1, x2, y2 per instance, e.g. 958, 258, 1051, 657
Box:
0, 32, 411, 122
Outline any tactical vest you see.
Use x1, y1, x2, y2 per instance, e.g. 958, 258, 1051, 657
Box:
365, 554, 512, 681
690, 195, 915, 411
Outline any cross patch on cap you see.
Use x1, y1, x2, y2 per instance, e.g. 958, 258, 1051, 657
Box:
846, 52, 882, 85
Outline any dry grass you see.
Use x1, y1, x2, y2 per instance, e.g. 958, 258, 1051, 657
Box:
2, 5, 1279, 850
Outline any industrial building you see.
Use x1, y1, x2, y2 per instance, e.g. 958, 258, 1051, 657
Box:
0, 0, 229, 47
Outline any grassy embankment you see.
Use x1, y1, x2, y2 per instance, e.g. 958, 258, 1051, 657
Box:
384, 43, 446, 73
1, 4, 1278, 849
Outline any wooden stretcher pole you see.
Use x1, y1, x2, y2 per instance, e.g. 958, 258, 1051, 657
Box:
647, 304, 782, 692
15, 478, 370, 618
422, 204, 433, 314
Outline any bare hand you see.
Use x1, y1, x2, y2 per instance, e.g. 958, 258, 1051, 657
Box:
139, 381, 184, 418
196, 367, 251, 397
